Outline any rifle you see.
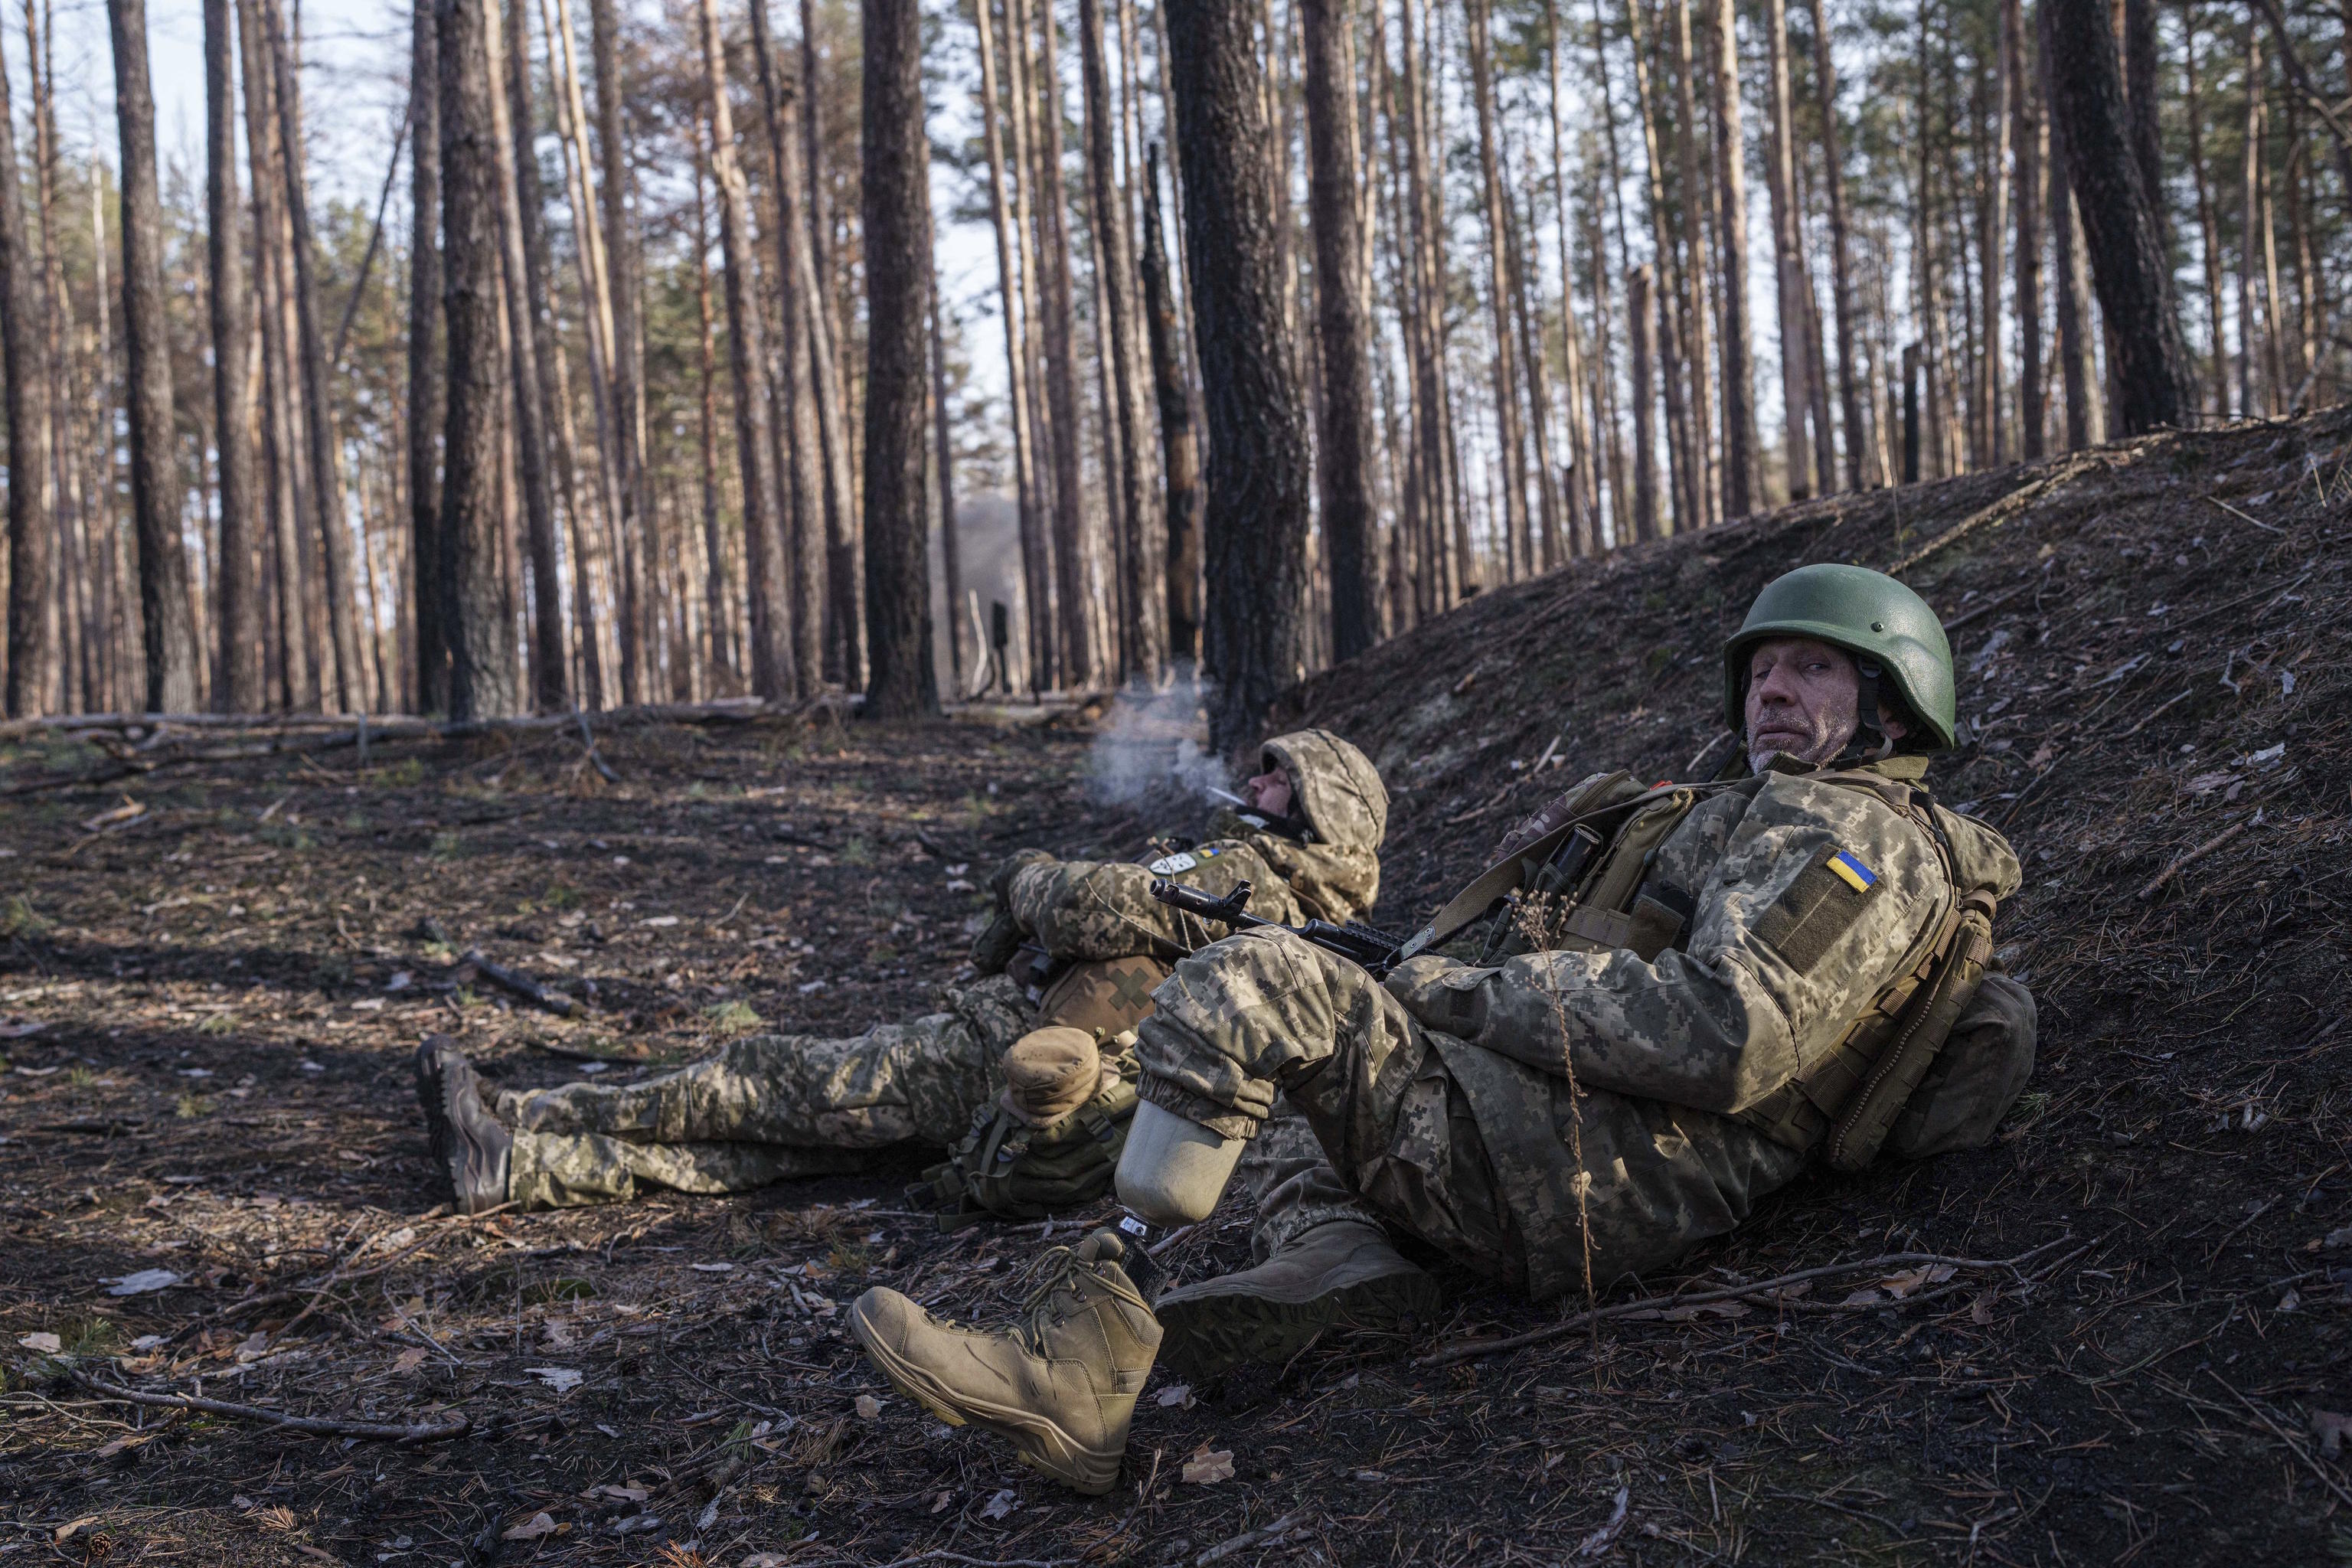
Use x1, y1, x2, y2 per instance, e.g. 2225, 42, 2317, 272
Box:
1148, 878, 1407, 978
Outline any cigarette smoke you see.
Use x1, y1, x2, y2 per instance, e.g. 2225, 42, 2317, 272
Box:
1083, 666, 1232, 823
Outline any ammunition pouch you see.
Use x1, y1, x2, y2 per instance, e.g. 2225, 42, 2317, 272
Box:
909, 1073, 1139, 1230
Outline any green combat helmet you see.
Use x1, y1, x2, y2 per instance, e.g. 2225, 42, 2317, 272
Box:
1722, 564, 1959, 755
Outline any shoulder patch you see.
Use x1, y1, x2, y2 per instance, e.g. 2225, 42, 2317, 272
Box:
1756, 843, 1883, 972
1147, 851, 1198, 877
1827, 849, 1877, 893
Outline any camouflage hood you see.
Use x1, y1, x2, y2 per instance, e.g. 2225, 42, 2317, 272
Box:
1208, 730, 1389, 924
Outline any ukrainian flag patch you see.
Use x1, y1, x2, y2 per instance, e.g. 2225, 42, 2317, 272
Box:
1827, 848, 1877, 893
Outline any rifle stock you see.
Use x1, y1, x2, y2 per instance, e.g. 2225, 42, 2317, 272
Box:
1148, 878, 1406, 978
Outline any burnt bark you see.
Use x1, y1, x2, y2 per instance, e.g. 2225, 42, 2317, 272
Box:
2011, 0, 2045, 457
1802, 0, 1866, 490
1707, 0, 1759, 517
2044, 0, 2194, 431
1465, 0, 1532, 576
1164, 0, 1312, 753
588, 0, 647, 701
1626, 263, 1660, 540
107, 0, 201, 713
858, 0, 937, 718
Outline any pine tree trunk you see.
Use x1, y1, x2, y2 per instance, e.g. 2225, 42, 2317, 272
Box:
2040, 0, 2096, 447
2010, 0, 2046, 458
1300, 0, 1377, 656
200, 0, 260, 710
478, 0, 566, 711
586, 0, 648, 702
799, 0, 864, 692
859, 0, 938, 718
691, 158, 730, 690
1706, 0, 1758, 517
1669, 0, 1719, 524
932, 265, 962, 691
1628, 0, 1691, 532
1082, 0, 1168, 676
1165, 0, 1312, 753
2124, 0, 2162, 245
1465, 0, 1532, 577
2183, 10, 2226, 420
695, 0, 789, 699
106, 0, 199, 712
0, 18, 54, 716
438, 0, 521, 718
261, 0, 365, 710
1395, 0, 1460, 600
1760, 0, 1811, 499
409, 0, 448, 712
1508, 137, 1566, 569
1142, 144, 1203, 665
967, 0, 1054, 693
744, 3, 825, 694
1022, 0, 1091, 689
1626, 263, 1660, 539
2044, 0, 2193, 431
1983, 0, 2011, 465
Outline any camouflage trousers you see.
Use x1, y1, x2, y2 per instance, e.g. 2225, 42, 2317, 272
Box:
1134, 931, 1808, 1300
498, 976, 1034, 1210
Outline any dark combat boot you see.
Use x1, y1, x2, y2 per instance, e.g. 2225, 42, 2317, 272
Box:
414, 1036, 511, 1215
849, 1229, 1161, 1494
1153, 1218, 1440, 1377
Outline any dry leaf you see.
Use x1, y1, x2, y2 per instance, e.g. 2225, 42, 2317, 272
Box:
979, 1488, 1018, 1521
18, 1331, 61, 1354
1969, 1291, 1997, 1326
1877, 1263, 1956, 1300
1182, 1445, 1236, 1485
1838, 1287, 1884, 1308
593, 1485, 649, 1503
52, 1517, 98, 1544
1155, 1383, 1194, 1408
1576, 1486, 1632, 1558
105, 1269, 182, 1296
526, 1366, 583, 1393
502, 1513, 559, 1541
854, 1393, 884, 1420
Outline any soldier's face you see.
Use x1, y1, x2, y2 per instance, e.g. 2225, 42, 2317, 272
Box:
1243, 769, 1294, 817
1746, 638, 1863, 769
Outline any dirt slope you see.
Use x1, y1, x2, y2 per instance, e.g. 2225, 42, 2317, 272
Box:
2, 407, 2347, 1567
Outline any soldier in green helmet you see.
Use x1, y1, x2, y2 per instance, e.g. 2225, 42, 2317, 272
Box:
847, 564, 2040, 1497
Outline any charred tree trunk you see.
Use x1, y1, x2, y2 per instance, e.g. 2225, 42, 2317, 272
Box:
1982, 0, 2011, 466
107, 0, 200, 712
0, 18, 54, 715
1465, 0, 1531, 577
2041, 0, 2098, 447
1669, 0, 1718, 525
438, 0, 521, 718
2124, 0, 2162, 244
2044, 0, 2193, 431
859, 0, 938, 718
1081, 0, 1166, 678
932, 265, 962, 691
1627, 263, 1660, 539
2184, 9, 2229, 419
1165, 0, 1312, 753
1024, 0, 1092, 690
1301, 0, 1377, 658
1142, 143, 1203, 665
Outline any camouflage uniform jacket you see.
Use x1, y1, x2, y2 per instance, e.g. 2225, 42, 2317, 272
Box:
1378, 756, 2022, 1289
1008, 729, 1390, 962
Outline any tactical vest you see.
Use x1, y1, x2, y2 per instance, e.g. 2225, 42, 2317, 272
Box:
1463, 765, 2007, 1172
910, 1071, 1138, 1230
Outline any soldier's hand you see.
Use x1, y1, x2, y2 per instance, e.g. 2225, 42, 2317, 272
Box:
987, 848, 1055, 908
1494, 791, 1580, 864
969, 913, 1027, 975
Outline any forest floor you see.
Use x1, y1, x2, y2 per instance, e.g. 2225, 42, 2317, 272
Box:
5, 404, 2352, 1567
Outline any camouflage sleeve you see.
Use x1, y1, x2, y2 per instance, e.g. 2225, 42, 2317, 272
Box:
1385, 780, 1948, 1116
1007, 841, 1303, 961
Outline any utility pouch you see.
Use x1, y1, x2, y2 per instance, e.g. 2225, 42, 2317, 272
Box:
909, 1074, 1140, 1230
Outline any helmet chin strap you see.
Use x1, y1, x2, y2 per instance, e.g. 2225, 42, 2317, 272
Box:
1828, 658, 1895, 767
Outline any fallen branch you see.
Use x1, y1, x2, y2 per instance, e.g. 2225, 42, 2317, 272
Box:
1883, 452, 2110, 576
2137, 818, 2252, 902
462, 949, 580, 1017
1196, 1510, 1308, 1566
70, 1370, 469, 1445
1416, 1238, 2076, 1369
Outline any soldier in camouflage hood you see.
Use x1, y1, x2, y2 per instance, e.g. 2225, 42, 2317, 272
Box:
414, 730, 1389, 1214
848, 566, 2040, 1496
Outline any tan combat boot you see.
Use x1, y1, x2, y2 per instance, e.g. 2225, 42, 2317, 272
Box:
848, 1230, 1161, 1494
1153, 1218, 1440, 1377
